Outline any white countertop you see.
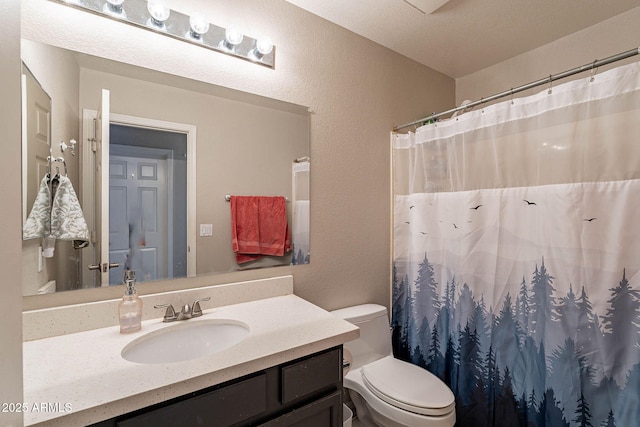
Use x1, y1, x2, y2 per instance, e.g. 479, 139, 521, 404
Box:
23, 294, 359, 426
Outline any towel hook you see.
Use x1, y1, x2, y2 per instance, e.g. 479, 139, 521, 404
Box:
60, 139, 77, 156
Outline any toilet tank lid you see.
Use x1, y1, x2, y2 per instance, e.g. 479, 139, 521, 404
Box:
331, 304, 387, 323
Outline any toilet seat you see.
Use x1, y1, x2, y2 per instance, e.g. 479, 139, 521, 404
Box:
361, 356, 455, 417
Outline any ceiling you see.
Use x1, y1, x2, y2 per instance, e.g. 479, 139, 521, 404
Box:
284, 0, 639, 79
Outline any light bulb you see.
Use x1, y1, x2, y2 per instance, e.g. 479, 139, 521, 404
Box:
249, 37, 274, 61
256, 37, 273, 55
225, 28, 244, 46
147, 0, 170, 25
189, 14, 210, 38
219, 28, 244, 52
103, 0, 125, 15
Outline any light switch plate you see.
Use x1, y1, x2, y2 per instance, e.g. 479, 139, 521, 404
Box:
200, 224, 213, 236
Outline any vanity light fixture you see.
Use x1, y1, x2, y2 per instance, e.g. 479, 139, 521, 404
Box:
48, 0, 276, 68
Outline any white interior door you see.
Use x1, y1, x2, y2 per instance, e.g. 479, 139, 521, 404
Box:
97, 89, 112, 286
81, 89, 114, 287
21, 64, 51, 225
109, 148, 170, 284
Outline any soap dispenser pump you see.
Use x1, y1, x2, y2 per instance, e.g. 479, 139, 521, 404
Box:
119, 270, 143, 334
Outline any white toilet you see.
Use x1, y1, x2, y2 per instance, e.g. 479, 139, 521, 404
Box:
332, 304, 456, 427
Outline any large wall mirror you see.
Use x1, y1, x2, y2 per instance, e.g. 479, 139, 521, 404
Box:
21, 38, 310, 297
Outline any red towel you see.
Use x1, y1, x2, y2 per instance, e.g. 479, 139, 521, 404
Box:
230, 196, 291, 264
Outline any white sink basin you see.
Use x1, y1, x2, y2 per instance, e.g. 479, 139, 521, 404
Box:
121, 319, 250, 364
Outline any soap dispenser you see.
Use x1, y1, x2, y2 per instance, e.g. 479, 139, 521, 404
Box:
119, 270, 143, 334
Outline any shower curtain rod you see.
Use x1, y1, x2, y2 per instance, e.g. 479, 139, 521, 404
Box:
393, 47, 640, 132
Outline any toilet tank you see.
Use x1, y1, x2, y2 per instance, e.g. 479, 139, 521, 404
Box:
331, 304, 393, 368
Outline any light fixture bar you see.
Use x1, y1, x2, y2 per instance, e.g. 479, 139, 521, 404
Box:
49, 0, 276, 69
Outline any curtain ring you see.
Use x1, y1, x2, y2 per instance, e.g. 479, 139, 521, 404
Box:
510, 88, 514, 105
547, 75, 553, 94
590, 60, 599, 82
481, 97, 485, 113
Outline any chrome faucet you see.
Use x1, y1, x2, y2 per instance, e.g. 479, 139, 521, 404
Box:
154, 297, 211, 322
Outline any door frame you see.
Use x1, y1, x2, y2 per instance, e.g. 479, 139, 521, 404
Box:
81, 111, 197, 287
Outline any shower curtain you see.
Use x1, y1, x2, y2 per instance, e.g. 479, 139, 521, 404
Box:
392, 61, 640, 427
292, 160, 310, 265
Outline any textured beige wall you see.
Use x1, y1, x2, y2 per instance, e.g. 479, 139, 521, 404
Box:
456, 7, 640, 105
0, 0, 24, 424
21, 0, 454, 313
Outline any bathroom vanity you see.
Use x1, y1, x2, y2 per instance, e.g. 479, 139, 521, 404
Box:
22, 276, 359, 426
91, 347, 343, 426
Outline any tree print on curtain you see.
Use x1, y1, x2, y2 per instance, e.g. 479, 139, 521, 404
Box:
392, 179, 640, 427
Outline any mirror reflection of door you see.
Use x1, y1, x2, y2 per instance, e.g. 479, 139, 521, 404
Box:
96, 89, 110, 286
21, 63, 51, 227
109, 127, 188, 285
82, 99, 195, 288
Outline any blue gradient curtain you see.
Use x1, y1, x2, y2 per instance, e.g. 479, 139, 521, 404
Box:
392, 62, 640, 427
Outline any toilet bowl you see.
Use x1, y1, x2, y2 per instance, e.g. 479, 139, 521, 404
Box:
332, 304, 455, 427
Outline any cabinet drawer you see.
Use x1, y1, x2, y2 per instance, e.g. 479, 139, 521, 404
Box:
117, 373, 267, 427
280, 347, 341, 404
259, 390, 342, 427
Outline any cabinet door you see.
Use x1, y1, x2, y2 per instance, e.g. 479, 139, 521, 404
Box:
258, 390, 342, 427
280, 347, 342, 405
117, 373, 267, 427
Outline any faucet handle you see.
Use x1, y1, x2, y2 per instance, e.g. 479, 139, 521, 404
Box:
191, 297, 211, 317
154, 303, 177, 322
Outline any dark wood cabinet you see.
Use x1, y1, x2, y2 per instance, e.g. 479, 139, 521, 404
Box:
90, 346, 343, 427
259, 391, 342, 427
